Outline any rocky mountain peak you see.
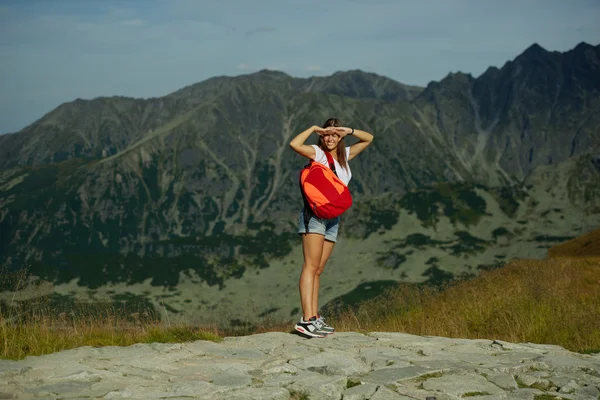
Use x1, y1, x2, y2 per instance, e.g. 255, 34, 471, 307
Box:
517, 42, 550, 60
300, 69, 423, 102
246, 69, 292, 82
417, 71, 473, 101
573, 41, 597, 54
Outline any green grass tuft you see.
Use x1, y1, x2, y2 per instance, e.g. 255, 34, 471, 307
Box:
346, 379, 362, 389
288, 389, 310, 400
533, 395, 561, 400
415, 372, 443, 382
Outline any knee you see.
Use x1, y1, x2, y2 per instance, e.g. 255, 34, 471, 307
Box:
315, 263, 326, 276
302, 262, 320, 274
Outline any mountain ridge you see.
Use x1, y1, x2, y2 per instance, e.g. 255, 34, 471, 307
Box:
1, 42, 599, 322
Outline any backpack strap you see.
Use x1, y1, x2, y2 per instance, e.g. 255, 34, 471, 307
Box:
300, 162, 314, 232
324, 152, 339, 177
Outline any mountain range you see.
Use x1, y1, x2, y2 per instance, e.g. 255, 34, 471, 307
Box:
1, 42, 599, 324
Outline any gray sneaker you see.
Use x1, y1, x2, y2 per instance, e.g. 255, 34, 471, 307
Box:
294, 318, 327, 338
317, 315, 335, 334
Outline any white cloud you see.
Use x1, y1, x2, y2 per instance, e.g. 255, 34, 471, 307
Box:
237, 63, 251, 70
305, 66, 322, 71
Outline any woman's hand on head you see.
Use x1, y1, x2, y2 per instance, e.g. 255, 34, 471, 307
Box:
314, 126, 338, 136
313, 126, 326, 135
328, 127, 351, 138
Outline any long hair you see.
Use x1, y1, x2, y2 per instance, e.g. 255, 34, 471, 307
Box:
319, 117, 348, 170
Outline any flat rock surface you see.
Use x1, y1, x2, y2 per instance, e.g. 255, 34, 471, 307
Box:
1, 332, 599, 399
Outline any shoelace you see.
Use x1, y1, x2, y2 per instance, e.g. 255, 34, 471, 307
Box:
312, 319, 324, 329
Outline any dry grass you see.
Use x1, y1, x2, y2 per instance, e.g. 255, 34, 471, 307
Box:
328, 257, 600, 353
548, 228, 600, 258
0, 269, 222, 360
0, 317, 222, 361
2, 253, 599, 360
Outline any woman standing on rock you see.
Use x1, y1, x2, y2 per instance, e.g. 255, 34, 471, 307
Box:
289, 118, 374, 337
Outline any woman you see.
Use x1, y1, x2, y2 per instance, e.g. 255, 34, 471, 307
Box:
289, 118, 374, 337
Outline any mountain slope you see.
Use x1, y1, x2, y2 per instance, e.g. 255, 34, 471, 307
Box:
24, 153, 600, 325
414, 42, 600, 184
0, 42, 599, 301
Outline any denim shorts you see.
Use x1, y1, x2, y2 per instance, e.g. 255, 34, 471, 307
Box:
297, 209, 340, 242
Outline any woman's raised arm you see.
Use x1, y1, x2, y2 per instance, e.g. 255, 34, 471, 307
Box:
290, 125, 323, 159
328, 127, 373, 160
345, 128, 374, 160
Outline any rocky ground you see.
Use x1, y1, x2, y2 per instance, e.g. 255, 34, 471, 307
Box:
1, 332, 599, 399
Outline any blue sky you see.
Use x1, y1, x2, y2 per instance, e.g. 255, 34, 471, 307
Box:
1, 0, 599, 134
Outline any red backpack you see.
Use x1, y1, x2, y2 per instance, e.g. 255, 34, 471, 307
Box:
299, 151, 352, 219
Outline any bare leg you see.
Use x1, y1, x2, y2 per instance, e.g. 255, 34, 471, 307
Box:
312, 239, 336, 317
299, 233, 325, 320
